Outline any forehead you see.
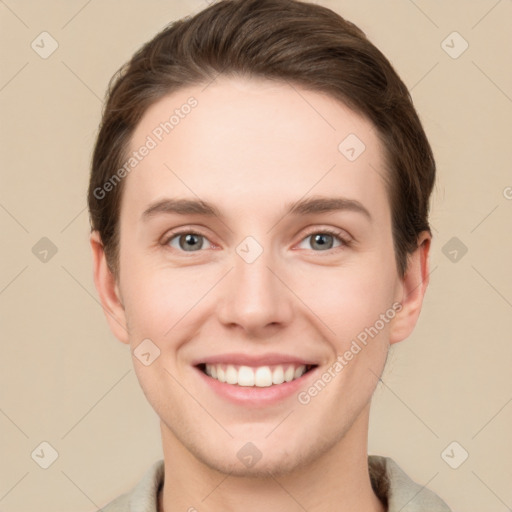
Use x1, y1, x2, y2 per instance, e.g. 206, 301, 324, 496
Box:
122, 76, 389, 224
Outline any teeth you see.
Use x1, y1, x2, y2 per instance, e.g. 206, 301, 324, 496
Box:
254, 366, 272, 387
294, 366, 305, 379
204, 363, 308, 387
284, 366, 295, 382
239, 366, 255, 386
225, 365, 238, 384
272, 366, 284, 385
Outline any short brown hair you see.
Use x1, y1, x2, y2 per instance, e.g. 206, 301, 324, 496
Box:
88, 0, 435, 278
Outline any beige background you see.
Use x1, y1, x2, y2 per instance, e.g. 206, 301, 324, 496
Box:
1, 0, 511, 510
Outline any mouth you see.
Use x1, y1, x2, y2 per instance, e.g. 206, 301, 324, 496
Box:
196, 363, 318, 387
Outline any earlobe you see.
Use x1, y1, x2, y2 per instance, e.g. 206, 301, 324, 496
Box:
90, 231, 130, 344
389, 232, 431, 345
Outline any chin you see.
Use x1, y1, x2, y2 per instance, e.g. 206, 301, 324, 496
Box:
204, 452, 304, 479
190, 435, 327, 479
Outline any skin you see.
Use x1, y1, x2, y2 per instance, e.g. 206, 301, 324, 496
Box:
91, 76, 431, 512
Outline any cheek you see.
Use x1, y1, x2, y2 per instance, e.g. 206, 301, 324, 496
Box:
120, 256, 217, 340
290, 254, 397, 343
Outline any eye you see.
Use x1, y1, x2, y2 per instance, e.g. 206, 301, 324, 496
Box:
164, 231, 213, 252
162, 228, 351, 254
297, 229, 350, 251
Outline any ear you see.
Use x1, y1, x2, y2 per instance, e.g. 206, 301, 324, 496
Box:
90, 231, 130, 344
389, 231, 431, 345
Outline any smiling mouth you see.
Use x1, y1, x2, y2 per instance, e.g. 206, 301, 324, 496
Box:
196, 363, 317, 387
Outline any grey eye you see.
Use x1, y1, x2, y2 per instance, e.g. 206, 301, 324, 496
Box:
298, 232, 342, 251
168, 233, 210, 252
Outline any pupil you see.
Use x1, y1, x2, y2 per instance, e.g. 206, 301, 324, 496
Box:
181, 234, 201, 251
313, 233, 332, 250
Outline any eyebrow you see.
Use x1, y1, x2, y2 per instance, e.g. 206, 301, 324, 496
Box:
141, 195, 372, 222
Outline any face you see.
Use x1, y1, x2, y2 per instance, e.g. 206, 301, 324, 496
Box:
95, 76, 423, 477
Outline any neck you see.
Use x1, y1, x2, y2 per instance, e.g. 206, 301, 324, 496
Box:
159, 405, 386, 512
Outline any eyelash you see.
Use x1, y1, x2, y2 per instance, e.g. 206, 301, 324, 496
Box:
300, 228, 352, 251
161, 227, 352, 254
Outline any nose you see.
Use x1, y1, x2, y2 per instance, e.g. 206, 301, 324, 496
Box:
216, 241, 294, 336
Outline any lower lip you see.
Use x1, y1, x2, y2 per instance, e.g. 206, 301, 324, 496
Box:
194, 366, 318, 407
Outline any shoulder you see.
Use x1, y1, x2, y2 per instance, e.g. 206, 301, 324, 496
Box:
99, 459, 165, 512
369, 455, 453, 512
100, 491, 130, 512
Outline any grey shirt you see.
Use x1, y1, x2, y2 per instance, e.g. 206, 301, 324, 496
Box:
99, 455, 452, 511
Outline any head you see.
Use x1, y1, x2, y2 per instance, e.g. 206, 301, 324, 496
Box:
89, 0, 434, 477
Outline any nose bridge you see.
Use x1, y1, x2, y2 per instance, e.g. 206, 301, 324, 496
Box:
217, 234, 292, 330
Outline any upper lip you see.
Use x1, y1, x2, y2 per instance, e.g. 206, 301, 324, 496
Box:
192, 353, 319, 367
